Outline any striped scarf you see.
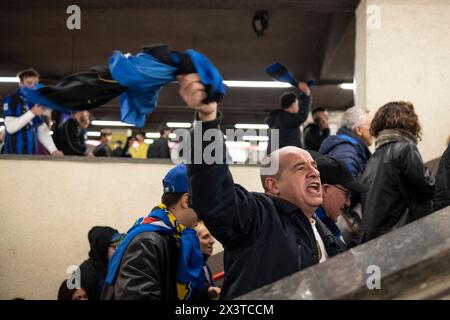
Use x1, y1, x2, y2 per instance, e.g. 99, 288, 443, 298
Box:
105, 204, 205, 300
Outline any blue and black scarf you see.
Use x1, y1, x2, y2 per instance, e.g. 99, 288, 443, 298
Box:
21, 44, 225, 127
315, 206, 344, 241
105, 203, 205, 300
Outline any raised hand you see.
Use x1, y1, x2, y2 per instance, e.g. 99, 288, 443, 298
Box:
177, 74, 217, 122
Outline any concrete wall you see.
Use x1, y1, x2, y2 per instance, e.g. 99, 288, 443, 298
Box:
0, 157, 263, 300
355, 0, 450, 161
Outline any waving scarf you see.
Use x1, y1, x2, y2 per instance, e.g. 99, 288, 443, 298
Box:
105, 204, 205, 300
265, 62, 315, 97
21, 44, 225, 127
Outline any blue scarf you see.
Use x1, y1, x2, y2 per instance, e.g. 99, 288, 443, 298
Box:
20, 44, 226, 128
105, 204, 205, 300
315, 206, 343, 240
265, 62, 315, 97
109, 48, 225, 127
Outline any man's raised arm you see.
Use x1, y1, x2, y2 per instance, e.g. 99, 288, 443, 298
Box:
177, 74, 259, 250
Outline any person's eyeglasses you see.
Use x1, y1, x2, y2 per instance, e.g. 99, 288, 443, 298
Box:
334, 185, 351, 200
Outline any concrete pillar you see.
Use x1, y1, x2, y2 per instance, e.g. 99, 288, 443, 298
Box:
355, 0, 450, 161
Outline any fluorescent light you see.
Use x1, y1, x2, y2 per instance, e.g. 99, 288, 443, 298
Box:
225, 141, 251, 148
235, 123, 269, 129
167, 122, 191, 128
146, 132, 161, 138
144, 139, 154, 144
0, 77, 19, 83
224, 81, 291, 88
243, 135, 269, 141
340, 83, 355, 90
91, 120, 135, 127
86, 140, 101, 146
146, 132, 177, 139
87, 131, 101, 137
0, 117, 4, 123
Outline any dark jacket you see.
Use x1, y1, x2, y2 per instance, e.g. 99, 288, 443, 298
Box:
434, 144, 450, 211
79, 226, 118, 300
54, 118, 87, 156
93, 143, 111, 157
360, 140, 435, 242
266, 95, 311, 153
303, 122, 330, 152
147, 137, 171, 159
319, 127, 371, 179
188, 112, 346, 299
112, 147, 124, 157
101, 232, 179, 300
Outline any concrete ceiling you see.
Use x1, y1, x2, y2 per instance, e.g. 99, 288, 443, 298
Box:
0, 0, 359, 129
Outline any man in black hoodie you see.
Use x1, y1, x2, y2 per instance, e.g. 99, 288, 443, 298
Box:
78, 226, 122, 300
266, 82, 312, 154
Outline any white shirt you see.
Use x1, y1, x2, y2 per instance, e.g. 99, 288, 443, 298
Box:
309, 217, 329, 263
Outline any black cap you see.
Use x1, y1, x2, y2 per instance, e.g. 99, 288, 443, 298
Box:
316, 156, 369, 193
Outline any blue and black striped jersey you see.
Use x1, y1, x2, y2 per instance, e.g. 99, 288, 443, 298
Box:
2, 90, 43, 155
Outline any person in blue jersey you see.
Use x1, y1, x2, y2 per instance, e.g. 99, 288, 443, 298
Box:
315, 156, 368, 244
102, 164, 205, 300
2, 68, 63, 156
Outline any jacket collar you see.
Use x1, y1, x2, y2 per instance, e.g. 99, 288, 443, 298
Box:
337, 127, 371, 157
268, 196, 300, 214
268, 196, 312, 222
375, 129, 417, 149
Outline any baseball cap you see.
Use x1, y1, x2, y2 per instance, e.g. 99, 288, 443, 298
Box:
163, 164, 189, 194
110, 231, 124, 245
316, 156, 369, 193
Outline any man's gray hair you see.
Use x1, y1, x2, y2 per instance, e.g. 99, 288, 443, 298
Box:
340, 106, 367, 130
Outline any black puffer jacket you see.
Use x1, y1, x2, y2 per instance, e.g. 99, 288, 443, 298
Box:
360, 138, 435, 242
101, 232, 179, 300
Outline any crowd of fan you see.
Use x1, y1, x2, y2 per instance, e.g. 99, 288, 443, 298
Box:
2, 69, 449, 300
0, 68, 172, 159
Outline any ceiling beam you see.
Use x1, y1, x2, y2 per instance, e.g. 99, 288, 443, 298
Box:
306, 12, 355, 82
1, 0, 360, 12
